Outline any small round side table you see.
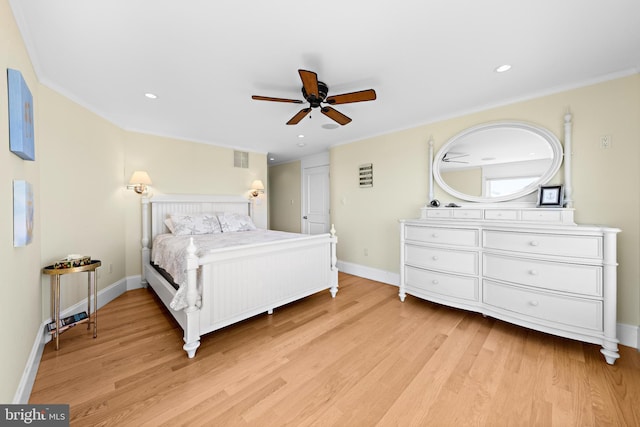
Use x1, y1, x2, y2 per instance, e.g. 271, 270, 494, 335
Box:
42, 260, 101, 350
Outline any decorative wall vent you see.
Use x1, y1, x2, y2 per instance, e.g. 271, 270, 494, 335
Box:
234, 151, 249, 168
359, 163, 373, 188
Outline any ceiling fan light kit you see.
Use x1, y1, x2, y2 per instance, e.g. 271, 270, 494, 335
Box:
252, 69, 376, 126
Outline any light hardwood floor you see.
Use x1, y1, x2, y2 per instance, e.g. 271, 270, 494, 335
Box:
30, 273, 640, 426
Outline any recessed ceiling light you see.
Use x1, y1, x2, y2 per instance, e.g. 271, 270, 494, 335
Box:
494, 64, 512, 73
269, 157, 275, 161
297, 142, 306, 147
144, 92, 158, 99
298, 134, 305, 138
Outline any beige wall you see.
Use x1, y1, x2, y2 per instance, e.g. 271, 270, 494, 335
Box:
268, 161, 302, 233
0, 1, 267, 402
38, 85, 127, 319
123, 132, 267, 277
1, 0, 43, 404
331, 74, 640, 327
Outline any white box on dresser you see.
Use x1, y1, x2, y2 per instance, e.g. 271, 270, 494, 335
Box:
400, 207, 621, 364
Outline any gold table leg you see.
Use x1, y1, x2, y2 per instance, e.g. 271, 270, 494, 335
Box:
52, 275, 61, 351
91, 270, 98, 338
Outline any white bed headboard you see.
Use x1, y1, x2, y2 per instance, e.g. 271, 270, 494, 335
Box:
140, 194, 251, 287
143, 194, 251, 244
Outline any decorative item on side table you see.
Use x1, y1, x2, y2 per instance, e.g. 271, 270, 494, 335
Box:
54, 254, 91, 269
42, 257, 101, 350
537, 185, 564, 207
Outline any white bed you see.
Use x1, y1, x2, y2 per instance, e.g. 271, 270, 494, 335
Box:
140, 194, 338, 358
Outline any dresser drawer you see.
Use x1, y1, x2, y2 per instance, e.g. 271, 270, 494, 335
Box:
405, 245, 478, 275
453, 209, 483, 219
483, 230, 602, 258
484, 210, 518, 220
425, 209, 452, 218
521, 210, 562, 223
405, 266, 479, 301
405, 226, 478, 247
483, 253, 602, 296
483, 280, 603, 331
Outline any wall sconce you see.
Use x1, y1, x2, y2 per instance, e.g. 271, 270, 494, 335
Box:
250, 180, 264, 198
127, 171, 152, 194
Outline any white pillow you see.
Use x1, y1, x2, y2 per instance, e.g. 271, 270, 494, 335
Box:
168, 213, 222, 235
217, 212, 256, 232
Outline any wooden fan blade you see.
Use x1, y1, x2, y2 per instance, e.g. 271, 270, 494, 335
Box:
252, 95, 304, 104
325, 89, 377, 105
298, 69, 319, 98
321, 106, 352, 125
286, 108, 312, 125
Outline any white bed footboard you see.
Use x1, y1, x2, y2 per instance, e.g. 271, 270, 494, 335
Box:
141, 194, 338, 358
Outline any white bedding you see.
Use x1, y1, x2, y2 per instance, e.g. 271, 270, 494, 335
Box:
151, 229, 308, 310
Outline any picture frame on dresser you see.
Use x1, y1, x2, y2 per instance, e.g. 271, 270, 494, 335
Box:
537, 185, 564, 207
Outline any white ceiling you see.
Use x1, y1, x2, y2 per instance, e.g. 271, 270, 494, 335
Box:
9, 0, 640, 165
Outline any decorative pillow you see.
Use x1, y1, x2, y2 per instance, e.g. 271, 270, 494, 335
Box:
168, 213, 222, 235
217, 212, 257, 232
164, 218, 175, 233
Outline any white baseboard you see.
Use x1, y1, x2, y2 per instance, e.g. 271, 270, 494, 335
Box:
617, 323, 640, 350
12, 324, 46, 404
337, 260, 640, 350
337, 260, 399, 286
14, 275, 142, 404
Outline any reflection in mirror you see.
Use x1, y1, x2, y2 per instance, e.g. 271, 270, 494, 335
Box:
433, 121, 563, 203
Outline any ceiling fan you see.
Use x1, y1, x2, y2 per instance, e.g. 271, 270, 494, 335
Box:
251, 69, 377, 125
442, 152, 470, 163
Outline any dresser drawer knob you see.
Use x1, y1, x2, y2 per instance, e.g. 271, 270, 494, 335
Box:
431, 233, 438, 238
432, 256, 439, 261
529, 300, 539, 307
432, 279, 439, 285
529, 240, 539, 247
528, 270, 538, 276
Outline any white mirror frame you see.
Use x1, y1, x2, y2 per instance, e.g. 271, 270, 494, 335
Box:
430, 113, 573, 205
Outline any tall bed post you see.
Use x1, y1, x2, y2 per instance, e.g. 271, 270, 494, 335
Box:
329, 224, 339, 297
183, 237, 201, 358
141, 196, 150, 287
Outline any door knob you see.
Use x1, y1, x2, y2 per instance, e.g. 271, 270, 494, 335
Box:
303, 216, 308, 219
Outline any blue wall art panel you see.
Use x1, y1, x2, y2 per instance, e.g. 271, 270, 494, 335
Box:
13, 180, 34, 247
7, 68, 35, 161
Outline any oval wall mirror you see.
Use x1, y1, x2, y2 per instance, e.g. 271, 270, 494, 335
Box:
432, 121, 564, 203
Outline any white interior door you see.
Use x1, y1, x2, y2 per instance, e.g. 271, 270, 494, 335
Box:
302, 165, 330, 235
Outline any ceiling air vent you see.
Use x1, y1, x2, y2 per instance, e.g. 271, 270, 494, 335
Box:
234, 151, 249, 168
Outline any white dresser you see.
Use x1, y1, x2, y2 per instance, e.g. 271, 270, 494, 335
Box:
399, 210, 620, 364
